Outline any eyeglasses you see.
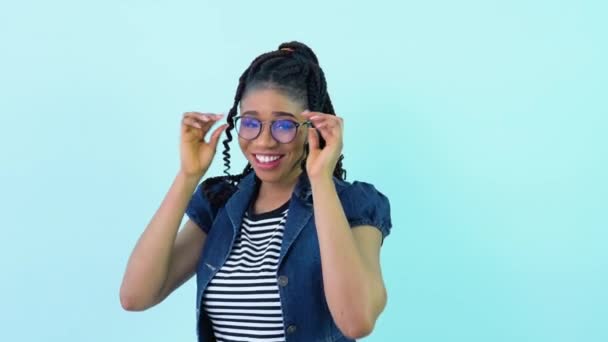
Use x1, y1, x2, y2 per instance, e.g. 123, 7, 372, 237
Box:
234, 116, 312, 144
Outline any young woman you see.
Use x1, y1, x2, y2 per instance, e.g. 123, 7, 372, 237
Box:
120, 41, 392, 342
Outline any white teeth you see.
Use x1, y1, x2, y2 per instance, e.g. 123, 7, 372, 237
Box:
255, 154, 281, 163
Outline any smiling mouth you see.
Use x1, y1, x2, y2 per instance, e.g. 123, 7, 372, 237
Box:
254, 154, 284, 164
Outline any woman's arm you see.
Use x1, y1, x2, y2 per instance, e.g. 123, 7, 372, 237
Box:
310, 176, 387, 339
119, 171, 206, 311
302, 110, 387, 339
120, 112, 226, 311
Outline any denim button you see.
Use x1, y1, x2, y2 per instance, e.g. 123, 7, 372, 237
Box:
286, 324, 297, 334
278, 275, 289, 286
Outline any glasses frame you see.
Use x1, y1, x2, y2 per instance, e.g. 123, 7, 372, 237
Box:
233, 115, 313, 144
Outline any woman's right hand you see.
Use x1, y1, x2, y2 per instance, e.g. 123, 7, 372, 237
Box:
180, 112, 228, 178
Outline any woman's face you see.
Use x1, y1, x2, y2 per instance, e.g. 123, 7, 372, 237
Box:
238, 88, 308, 185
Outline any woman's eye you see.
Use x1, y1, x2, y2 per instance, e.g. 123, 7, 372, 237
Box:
242, 118, 260, 128
274, 120, 296, 130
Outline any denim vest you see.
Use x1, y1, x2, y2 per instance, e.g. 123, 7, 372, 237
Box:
186, 172, 392, 342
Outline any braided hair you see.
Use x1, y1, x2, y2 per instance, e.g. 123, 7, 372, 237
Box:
202, 41, 346, 208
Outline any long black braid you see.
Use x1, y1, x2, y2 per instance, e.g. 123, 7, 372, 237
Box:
202, 41, 346, 208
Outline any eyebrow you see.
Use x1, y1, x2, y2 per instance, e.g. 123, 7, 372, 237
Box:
241, 110, 296, 118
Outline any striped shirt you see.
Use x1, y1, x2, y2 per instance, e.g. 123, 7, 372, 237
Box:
202, 200, 290, 342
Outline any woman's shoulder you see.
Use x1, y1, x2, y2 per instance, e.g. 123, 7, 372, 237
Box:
186, 176, 238, 233
334, 177, 389, 201
334, 177, 393, 240
199, 176, 239, 209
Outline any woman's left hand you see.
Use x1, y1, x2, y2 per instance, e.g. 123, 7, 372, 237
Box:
302, 110, 344, 180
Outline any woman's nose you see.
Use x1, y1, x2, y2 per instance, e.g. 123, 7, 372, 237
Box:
254, 124, 278, 146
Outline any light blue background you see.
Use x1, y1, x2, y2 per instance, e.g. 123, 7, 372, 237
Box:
1, 1, 606, 341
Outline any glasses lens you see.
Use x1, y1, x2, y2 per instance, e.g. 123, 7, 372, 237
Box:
271, 120, 298, 143
236, 117, 261, 140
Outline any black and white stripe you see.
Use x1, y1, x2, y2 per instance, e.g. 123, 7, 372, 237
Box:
203, 202, 289, 342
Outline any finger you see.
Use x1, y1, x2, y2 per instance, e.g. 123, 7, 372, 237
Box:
310, 118, 339, 131
302, 110, 341, 120
183, 111, 222, 117
316, 126, 334, 142
183, 118, 214, 140
197, 112, 224, 122
182, 116, 202, 129
303, 112, 341, 138
309, 118, 336, 128
185, 113, 224, 134
183, 112, 224, 124
307, 114, 339, 128
181, 119, 204, 142
200, 114, 226, 134
310, 115, 342, 134
301, 110, 327, 117
182, 113, 208, 127
209, 124, 228, 149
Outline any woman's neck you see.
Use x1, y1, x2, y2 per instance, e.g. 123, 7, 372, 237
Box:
256, 172, 301, 207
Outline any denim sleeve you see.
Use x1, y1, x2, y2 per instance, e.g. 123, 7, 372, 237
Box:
185, 182, 216, 234
342, 181, 393, 243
